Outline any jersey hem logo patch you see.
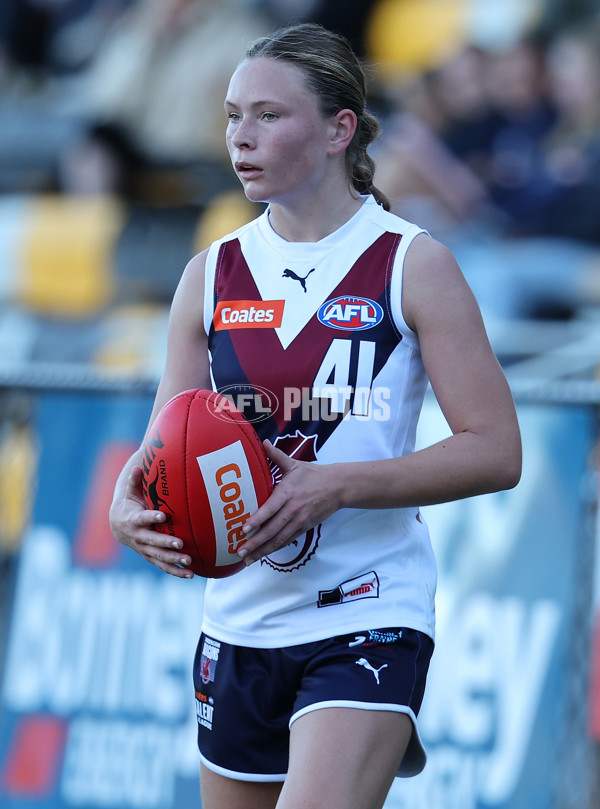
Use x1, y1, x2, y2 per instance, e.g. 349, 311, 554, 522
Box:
318, 570, 380, 607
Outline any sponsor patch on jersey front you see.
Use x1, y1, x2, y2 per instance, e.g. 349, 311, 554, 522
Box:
317, 296, 384, 330
318, 570, 380, 607
213, 299, 284, 330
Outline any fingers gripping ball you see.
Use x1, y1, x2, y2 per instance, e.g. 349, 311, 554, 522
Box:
141, 389, 273, 578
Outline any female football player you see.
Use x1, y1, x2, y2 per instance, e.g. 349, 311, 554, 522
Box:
110, 22, 521, 809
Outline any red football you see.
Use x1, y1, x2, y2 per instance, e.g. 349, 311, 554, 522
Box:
140, 388, 273, 578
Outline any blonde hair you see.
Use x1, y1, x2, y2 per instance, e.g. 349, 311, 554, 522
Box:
246, 23, 390, 210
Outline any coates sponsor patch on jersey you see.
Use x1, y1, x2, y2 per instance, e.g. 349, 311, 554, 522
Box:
317, 296, 384, 330
214, 300, 284, 330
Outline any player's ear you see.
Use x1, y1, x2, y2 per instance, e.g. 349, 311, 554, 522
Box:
328, 109, 357, 156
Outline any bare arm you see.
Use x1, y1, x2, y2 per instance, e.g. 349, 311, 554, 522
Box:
239, 234, 522, 562
109, 250, 212, 576
336, 234, 522, 507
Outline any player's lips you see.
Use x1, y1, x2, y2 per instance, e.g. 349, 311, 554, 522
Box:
235, 162, 263, 179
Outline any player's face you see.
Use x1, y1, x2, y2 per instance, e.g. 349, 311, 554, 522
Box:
224, 57, 335, 205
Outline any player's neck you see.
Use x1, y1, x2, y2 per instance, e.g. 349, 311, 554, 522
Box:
267, 188, 364, 243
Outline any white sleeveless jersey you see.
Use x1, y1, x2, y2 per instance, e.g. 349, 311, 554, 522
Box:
201, 196, 437, 647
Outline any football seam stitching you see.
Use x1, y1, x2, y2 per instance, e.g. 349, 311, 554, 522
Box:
184, 391, 207, 576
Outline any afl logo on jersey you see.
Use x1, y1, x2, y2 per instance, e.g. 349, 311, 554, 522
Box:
318, 296, 383, 330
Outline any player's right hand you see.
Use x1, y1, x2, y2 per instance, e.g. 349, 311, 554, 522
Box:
109, 465, 194, 578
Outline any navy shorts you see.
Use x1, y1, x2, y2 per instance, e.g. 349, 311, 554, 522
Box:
193, 627, 434, 782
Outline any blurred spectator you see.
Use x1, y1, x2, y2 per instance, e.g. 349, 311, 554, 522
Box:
0, 0, 130, 87
372, 17, 600, 322
536, 0, 600, 38
479, 36, 558, 222
375, 19, 600, 232
426, 45, 503, 170
453, 26, 600, 319
257, 0, 377, 58
0, 0, 52, 84
59, 0, 268, 202
513, 25, 600, 243
49, 0, 136, 76
372, 46, 500, 231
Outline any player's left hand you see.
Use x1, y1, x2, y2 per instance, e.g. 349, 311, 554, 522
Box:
237, 440, 342, 564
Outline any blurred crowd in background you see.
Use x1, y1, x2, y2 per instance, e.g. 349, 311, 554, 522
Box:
0, 0, 599, 371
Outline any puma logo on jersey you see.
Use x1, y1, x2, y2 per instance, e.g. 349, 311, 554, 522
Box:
355, 658, 388, 684
282, 268, 315, 292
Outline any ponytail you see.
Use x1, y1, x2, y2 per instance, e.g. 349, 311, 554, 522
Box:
348, 110, 391, 210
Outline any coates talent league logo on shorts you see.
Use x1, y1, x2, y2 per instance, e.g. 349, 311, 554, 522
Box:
318, 296, 383, 330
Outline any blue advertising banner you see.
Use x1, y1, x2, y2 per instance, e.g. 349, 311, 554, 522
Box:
0, 392, 206, 809
0, 393, 596, 809
386, 401, 595, 809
